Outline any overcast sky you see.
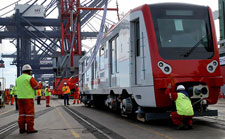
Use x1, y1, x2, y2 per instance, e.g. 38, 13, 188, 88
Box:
0, 0, 219, 88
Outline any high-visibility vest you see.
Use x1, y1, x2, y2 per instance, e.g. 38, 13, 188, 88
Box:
45, 88, 51, 96
16, 74, 34, 99
62, 86, 70, 94
36, 89, 42, 96
175, 93, 194, 116
10, 86, 17, 96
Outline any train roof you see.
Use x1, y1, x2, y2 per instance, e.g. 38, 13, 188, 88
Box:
103, 2, 209, 39
149, 2, 208, 8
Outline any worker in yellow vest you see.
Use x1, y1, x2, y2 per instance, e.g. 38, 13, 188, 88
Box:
62, 82, 70, 106
165, 84, 194, 130
16, 64, 41, 134
36, 82, 42, 105
45, 85, 51, 107
10, 87, 15, 105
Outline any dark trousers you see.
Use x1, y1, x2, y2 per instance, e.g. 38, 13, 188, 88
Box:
64, 94, 69, 106
15, 95, 18, 110
37, 96, 41, 104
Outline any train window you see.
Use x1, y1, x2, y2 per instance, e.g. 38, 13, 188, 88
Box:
150, 4, 214, 60
99, 46, 104, 70
116, 37, 119, 73
110, 35, 119, 74
134, 20, 140, 57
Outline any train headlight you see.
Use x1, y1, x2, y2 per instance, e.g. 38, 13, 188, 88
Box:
164, 66, 170, 72
207, 60, 218, 73
157, 61, 172, 74
208, 66, 213, 71
158, 62, 164, 67
213, 61, 217, 66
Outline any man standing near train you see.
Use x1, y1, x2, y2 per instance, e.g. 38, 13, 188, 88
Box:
165, 83, 194, 130
16, 64, 41, 134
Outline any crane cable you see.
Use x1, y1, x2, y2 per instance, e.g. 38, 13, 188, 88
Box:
116, 0, 120, 21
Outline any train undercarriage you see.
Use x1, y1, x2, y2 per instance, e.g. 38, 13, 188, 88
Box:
79, 90, 218, 121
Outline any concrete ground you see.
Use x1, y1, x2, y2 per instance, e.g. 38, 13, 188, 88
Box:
1, 96, 96, 139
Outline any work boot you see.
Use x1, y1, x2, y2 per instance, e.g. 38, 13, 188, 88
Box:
187, 124, 193, 129
176, 124, 185, 130
19, 130, 26, 134
27, 130, 38, 134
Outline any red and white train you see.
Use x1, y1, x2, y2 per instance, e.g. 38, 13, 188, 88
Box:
79, 3, 223, 120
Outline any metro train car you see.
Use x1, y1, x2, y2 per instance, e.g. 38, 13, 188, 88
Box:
79, 3, 223, 120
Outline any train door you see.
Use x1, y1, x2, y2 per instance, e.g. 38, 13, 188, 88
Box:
133, 20, 141, 85
109, 35, 119, 87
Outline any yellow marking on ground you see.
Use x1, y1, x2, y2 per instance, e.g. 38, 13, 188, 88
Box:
0, 108, 14, 116
56, 107, 80, 138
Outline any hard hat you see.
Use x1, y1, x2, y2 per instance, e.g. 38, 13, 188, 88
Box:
177, 85, 185, 91
46, 84, 49, 86
22, 64, 32, 71
64, 82, 67, 85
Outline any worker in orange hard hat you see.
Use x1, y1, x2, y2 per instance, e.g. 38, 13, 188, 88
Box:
45, 84, 51, 107
36, 81, 42, 105
73, 84, 80, 104
16, 64, 41, 134
62, 82, 70, 106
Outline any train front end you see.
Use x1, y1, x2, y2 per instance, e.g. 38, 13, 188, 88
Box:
145, 3, 223, 113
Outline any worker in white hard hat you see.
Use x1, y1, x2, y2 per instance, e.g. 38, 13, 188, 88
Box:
44, 84, 51, 107
165, 83, 194, 130
16, 64, 41, 134
62, 82, 70, 106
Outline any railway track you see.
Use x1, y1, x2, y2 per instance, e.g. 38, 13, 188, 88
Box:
0, 107, 54, 139
63, 106, 125, 139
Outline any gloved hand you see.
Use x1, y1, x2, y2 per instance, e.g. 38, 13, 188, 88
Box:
165, 83, 171, 96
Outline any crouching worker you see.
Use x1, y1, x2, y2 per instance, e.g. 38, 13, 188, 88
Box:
165, 84, 194, 130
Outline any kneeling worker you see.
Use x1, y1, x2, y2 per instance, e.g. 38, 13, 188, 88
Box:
165, 84, 194, 130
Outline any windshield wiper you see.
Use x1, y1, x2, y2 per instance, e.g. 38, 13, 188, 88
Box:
183, 35, 208, 57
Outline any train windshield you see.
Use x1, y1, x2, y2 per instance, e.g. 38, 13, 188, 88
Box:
150, 4, 214, 60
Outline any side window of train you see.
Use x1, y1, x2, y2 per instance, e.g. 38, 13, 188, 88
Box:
99, 46, 105, 70
110, 35, 119, 74
134, 20, 140, 57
